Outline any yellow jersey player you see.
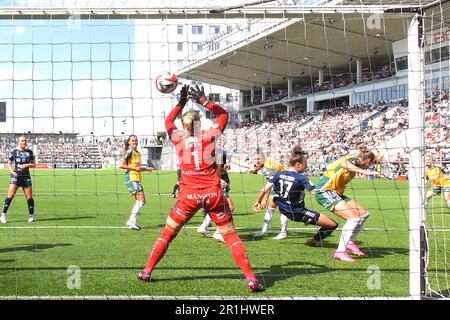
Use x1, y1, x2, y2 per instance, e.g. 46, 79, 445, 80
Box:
232, 152, 288, 239
119, 135, 154, 230
425, 155, 450, 209
315, 151, 380, 262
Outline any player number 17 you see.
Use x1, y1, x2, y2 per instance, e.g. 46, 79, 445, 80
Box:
279, 180, 293, 199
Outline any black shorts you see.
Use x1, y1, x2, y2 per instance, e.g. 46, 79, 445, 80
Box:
10, 175, 32, 188
280, 208, 321, 225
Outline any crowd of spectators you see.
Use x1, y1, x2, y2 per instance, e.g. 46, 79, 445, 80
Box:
0, 135, 119, 168
425, 91, 450, 163
0, 134, 168, 168
225, 100, 416, 176
0, 87, 446, 174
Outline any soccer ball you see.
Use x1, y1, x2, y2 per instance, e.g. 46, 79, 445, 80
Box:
155, 72, 178, 94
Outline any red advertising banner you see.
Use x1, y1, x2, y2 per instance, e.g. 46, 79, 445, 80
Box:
34, 164, 52, 169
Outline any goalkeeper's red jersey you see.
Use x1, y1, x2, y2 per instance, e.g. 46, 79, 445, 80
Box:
165, 101, 228, 189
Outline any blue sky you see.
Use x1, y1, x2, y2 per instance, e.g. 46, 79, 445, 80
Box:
0, 18, 145, 136
0, 0, 325, 137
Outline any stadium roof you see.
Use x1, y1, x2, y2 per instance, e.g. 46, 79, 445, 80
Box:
339, 0, 436, 5
0, 0, 446, 92
0, 0, 323, 9
177, 1, 450, 91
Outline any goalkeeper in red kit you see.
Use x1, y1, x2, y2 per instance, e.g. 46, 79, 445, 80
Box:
138, 85, 264, 292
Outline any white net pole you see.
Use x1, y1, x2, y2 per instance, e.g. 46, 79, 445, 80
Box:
408, 13, 426, 300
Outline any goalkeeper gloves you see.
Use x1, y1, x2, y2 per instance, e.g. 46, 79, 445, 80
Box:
189, 85, 208, 106
178, 84, 190, 108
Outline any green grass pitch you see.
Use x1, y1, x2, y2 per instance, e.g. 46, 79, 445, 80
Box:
0, 168, 448, 297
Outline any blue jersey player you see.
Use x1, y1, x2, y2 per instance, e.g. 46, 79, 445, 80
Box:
253, 145, 338, 247
1, 136, 36, 224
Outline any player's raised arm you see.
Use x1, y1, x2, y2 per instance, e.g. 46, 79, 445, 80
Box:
189, 85, 228, 133
230, 156, 253, 171
341, 158, 381, 178
165, 84, 189, 138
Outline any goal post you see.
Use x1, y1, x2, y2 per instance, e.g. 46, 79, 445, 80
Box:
407, 13, 427, 300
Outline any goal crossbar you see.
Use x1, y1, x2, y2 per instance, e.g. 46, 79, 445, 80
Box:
0, 5, 423, 20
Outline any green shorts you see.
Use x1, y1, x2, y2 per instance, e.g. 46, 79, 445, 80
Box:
431, 186, 450, 194
315, 190, 351, 211
124, 172, 143, 195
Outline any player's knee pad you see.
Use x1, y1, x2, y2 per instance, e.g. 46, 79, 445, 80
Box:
221, 229, 243, 247
164, 222, 176, 233
161, 225, 178, 242
215, 219, 234, 232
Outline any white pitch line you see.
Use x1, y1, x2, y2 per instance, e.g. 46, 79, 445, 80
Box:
0, 225, 130, 229
20, 193, 411, 198
0, 225, 440, 231
6, 188, 409, 197
0, 295, 413, 300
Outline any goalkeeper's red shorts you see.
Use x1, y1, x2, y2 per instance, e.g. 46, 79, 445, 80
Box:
168, 185, 233, 226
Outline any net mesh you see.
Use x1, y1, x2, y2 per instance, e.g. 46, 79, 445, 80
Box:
0, 0, 448, 299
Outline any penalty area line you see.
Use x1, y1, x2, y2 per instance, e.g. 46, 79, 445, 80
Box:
0, 225, 427, 232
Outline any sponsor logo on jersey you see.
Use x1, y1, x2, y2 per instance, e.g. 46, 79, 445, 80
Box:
181, 169, 215, 176
186, 192, 218, 200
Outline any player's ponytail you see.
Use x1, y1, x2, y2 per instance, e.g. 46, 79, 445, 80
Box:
182, 110, 200, 136
289, 144, 307, 166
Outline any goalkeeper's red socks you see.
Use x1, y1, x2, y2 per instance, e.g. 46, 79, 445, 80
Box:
222, 230, 257, 283
143, 227, 177, 274
142, 227, 259, 286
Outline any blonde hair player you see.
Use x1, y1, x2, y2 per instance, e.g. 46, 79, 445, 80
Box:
119, 135, 154, 230
425, 155, 450, 209
138, 85, 264, 292
315, 150, 381, 262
